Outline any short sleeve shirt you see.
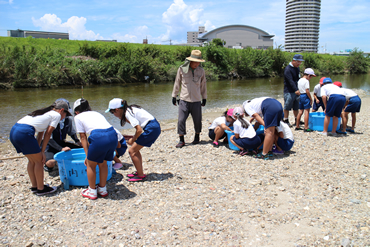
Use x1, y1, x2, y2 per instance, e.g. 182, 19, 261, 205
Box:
17, 110, 61, 133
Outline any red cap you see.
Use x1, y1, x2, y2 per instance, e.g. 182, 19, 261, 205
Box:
319, 77, 326, 85
333, 81, 342, 87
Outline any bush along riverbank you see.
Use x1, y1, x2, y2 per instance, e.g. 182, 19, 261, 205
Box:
0, 37, 369, 89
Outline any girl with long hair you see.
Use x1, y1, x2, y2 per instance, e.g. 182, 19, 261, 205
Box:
10, 100, 71, 196
106, 98, 161, 182
229, 107, 262, 156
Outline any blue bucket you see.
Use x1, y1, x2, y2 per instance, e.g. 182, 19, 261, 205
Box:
309, 112, 341, 132
54, 148, 113, 189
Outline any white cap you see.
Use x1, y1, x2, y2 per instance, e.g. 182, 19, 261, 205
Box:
73, 98, 83, 112
105, 98, 123, 113
304, 68, 316, 77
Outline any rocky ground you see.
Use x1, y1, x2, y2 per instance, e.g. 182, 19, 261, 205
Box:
0, 92, 369, 246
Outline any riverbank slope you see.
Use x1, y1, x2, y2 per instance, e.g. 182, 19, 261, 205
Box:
0, 95, 369, 246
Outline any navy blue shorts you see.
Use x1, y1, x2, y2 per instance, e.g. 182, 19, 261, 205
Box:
345, 96, 361, 113
313, 97, 325, 111
233, 135, 261, 150
277, 138, 294, 151
136, 119, 161, 147
87, 127, 117, 163
326, 94, 346, 118
10, 123, 41, 155
299, 94, 311, 110
261, 98, 283, 129
208, 129, 226, 141
284, 93, 299, 111
116, 138, 127, 157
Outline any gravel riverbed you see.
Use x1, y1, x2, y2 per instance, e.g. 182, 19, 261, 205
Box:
0, 93, 369, 246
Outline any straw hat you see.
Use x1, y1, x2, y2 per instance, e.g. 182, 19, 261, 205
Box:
186, 50, 205, 62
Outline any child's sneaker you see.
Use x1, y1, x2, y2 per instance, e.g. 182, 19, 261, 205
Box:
81, 187, 97, 200
97, 186, 108, 197
113, 163, 123, 170
273, 149, 284, 155
127, 172, 139, 178
253, 153, 271, 160
36, 185, 57, 196
128, 175, 146, 182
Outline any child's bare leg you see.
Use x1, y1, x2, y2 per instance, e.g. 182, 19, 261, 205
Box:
86, 160, 98, 189
342, 112, 349, 132
304, 109, 310, 129
230, 135, 243, 150
26, 153, 44, 190
323, 116, 330, 133
332, 116, 339, 134
129, 143, 144, 176
351, 113, 356, 130
296, 110, 303, 128
213, 126, 225, 143
98, 161, 108, 188
113, 156, 121, 164
262, 127, 275, 155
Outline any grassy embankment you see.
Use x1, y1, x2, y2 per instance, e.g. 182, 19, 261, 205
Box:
0, 36, 369, 89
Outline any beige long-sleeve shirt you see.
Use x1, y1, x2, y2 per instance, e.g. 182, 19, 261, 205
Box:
172, 66, 207, 102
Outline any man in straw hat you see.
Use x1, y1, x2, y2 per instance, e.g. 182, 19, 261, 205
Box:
172, 50, 207, 148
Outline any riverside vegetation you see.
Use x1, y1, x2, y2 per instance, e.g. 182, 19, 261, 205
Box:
0, 36, 369, 89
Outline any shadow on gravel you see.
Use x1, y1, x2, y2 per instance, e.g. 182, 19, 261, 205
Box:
107, 184, 137, 200
145, 172, 174, 182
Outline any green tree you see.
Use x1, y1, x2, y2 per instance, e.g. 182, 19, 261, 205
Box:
346, 48, 370, 74
211, 38, 226, 47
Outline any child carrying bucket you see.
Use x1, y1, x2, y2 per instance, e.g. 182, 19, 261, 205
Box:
9, 100, 71, 196
229, 107, 262, 156
106, 98, 161, 182
73, 98, 118, 200
208, 109, 235, 147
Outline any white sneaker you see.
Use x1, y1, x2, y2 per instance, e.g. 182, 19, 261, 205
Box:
97, 186, 108, 197
81, 187, 97, 200
318, 132, 327, 136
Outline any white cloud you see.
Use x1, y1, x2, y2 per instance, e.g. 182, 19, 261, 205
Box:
9, 0, 13, 4
32, 14, 103, 40
161, 0, 214, 43
111, 25, 150, 43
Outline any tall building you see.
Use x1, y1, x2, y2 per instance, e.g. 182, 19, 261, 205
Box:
285, 0, 321, 53
187, 26, 207, 44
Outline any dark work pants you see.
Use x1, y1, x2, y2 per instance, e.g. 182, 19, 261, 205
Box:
177, 100, 202, 135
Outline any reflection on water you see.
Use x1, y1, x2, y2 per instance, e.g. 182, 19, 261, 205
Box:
0, 73, 369, 142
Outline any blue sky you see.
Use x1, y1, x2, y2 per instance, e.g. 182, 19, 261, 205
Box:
0, 0, 369, 53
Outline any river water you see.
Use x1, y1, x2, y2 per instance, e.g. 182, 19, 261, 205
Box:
0, 73, 369, 142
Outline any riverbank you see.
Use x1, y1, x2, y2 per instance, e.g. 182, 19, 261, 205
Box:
0, 95, 369, 246
1, 37, 369, 89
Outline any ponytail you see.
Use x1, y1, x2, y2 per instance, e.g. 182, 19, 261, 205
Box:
119, 100, 142, 127
236, 114, 250, 129
28, 103, 56, 117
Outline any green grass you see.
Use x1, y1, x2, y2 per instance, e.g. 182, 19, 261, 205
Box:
0, 36, 369, 89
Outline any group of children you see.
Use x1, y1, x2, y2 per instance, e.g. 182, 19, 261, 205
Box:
9, 74, 362, 198
208, 97, 294, 160
293, 68, 361, 136
10, 98, 161, 199
207, 72, 362, 160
